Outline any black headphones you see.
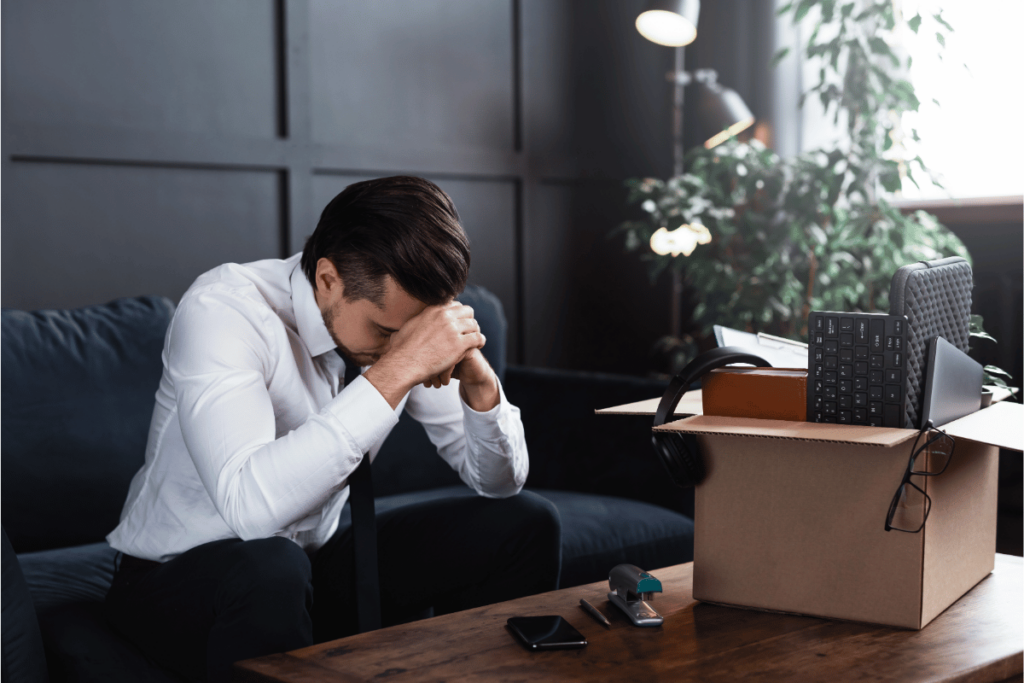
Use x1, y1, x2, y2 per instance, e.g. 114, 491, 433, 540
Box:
651, 346, 772, 488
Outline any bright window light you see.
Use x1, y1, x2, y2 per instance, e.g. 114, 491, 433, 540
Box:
898, 0, 1024, 199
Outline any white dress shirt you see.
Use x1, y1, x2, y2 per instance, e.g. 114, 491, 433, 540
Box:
107, 254, 528, 562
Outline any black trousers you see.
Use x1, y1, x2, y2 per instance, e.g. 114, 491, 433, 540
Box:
104, 491, 561, 682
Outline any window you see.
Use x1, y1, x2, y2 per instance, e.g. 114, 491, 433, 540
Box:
898, 0, 1024, 200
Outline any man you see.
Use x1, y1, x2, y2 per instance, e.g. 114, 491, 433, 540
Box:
105, 176, 561, 681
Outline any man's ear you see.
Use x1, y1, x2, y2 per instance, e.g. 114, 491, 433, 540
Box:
314, 258, 345, 301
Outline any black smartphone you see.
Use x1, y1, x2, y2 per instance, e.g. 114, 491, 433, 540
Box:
506, 616, 587, 651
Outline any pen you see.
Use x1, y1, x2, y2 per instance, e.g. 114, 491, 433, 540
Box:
579, 598, 611, 628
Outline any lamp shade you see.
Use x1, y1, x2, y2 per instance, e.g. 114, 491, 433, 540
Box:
696, 80, 755, 148
636, 0, 700, 47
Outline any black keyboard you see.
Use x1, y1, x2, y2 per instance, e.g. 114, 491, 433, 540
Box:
806, 311, 909, 427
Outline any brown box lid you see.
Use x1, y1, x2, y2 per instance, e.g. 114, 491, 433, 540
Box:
600, 392, 1022, 452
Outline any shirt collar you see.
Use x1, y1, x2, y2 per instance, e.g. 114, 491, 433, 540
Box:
290, 262, 337, 358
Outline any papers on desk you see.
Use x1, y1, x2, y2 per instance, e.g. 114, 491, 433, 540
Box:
713, 325, 808, 369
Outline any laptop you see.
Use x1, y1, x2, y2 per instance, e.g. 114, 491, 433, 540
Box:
920, 336, 983, 428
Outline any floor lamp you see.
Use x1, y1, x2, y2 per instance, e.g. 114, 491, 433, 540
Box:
635, 0, 756, 343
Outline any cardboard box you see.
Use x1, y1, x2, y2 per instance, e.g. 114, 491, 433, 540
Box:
598, 399, 1022, 629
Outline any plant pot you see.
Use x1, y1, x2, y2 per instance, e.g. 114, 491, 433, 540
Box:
980, 389, 994, 408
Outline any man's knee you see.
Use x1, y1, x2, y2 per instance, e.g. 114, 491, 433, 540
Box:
473, 491, 562, 577
469, 491, 562, 595
495, 490, 562, 545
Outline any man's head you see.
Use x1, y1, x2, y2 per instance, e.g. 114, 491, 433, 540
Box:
300, 176, 471, 364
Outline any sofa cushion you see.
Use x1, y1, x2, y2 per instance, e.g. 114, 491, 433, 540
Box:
504, 366, 695, 520
2, 296, 175, 553
19, 542, 184, 683
531, 489, 694, 588
3, 528, 49, 683
19, 543, 117, 615
359, 486, 693, 589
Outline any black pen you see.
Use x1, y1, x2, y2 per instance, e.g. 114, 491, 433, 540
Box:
579, 598, 611, 627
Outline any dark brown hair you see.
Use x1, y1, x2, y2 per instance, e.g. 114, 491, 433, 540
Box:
301, 176, 470, 306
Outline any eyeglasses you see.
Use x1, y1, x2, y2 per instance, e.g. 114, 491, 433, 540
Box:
884, 422, 956, 533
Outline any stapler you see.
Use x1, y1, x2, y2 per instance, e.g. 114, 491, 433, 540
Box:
607, 564, 663, 626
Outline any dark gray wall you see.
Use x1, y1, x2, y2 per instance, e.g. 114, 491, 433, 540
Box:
1, 0, 691, 372
15, 0, 1013, 381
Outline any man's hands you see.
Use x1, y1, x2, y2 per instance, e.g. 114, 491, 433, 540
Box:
452, 347, 500, 412
363, 302, 499, 412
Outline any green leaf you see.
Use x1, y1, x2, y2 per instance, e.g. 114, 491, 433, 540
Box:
879, 169, 902, 193
867, 37, 890, 55
907, 13, 922, 33
904, 169, 920, 189
885, 5, 898, 29
936, 32, 945, 47
770, 47, 791, 68
821, 0, 836, 22
794, 0, 816, 23
933, 12, 954, 32
870, 65, 893, 87
776, 2, 794, 16
867, 36, 900, 68
854, 6, 874, 21
984, 365, 1013, 380
984, 375, 1010, 390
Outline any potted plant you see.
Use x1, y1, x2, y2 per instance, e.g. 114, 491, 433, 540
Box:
969, 314, 1014, 407
617, 0, 970, 372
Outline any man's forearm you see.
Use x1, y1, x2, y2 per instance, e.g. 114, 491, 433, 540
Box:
459, 372, 500, 412
363, 357, 417, 410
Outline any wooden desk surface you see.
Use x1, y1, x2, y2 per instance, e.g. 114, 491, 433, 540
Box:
236, 555, 1023, 683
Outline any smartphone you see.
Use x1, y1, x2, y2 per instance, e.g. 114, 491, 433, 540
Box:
506, 616, 588, 651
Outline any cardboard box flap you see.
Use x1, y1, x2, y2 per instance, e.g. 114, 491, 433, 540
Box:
941, 401, 1023, 452
655, 414, 918, 447
595, 390, 703, 417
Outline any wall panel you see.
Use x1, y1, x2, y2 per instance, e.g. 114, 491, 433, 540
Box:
522, 0, 671, 178
309, 0, 514, 152
526, 181, 669, 373
4, 0, 278, 138
2, 0, 675, 371
1, 163, 280, 310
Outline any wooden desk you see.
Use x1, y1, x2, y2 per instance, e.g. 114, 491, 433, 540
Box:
236, 555, 1023, 683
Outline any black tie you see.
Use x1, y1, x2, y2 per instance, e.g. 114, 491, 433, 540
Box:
340, 352, 381, 632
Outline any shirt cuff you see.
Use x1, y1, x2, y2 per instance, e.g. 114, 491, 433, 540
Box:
461, 380, 513, 442
324, 375, 399, 454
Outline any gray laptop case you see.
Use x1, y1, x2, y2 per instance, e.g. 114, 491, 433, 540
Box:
889, 256, 973, 429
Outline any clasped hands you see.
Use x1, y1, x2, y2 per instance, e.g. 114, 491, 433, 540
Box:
363, 302, 499, 412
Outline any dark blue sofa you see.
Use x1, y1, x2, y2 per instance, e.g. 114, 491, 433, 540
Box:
2, 288, 694, 682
